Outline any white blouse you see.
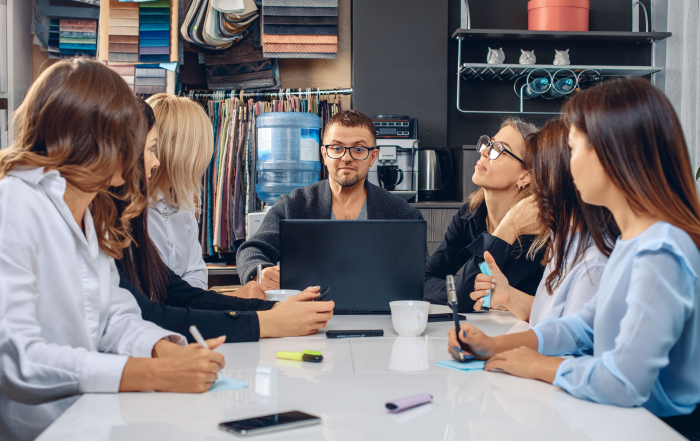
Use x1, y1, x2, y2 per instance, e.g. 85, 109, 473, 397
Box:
148, 196, 208, 289
0, 168, 185, 441
529, 234, 608, 327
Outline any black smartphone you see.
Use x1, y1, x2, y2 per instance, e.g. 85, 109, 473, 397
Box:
219, 411, 321, 436
428, 313, 466, 323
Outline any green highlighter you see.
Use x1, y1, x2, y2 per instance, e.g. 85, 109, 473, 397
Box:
276, 350, 323, 363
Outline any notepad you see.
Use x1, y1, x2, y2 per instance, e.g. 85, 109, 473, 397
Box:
435, 360, 486, 371
209, 375, 248, 392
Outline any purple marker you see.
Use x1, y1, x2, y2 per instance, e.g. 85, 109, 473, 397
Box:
385, 393, 433, 413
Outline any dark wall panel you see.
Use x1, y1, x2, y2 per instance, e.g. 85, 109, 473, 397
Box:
353, 0, 448, 147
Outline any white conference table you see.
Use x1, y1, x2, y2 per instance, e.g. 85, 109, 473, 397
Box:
37, 306, 683, 441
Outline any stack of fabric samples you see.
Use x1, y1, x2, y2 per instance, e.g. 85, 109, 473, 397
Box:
261, 0, 338, 59
47, 19, 61, 59
108, 1, 140, 62
134, 65, 167, 94
140, 0, 171, 63
203, 34, 280, 90
46, 18, 98, 59
181, 0, 258, 50
107, 64, 135, 91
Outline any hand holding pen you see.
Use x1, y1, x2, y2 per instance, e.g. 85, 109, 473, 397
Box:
446, 275, 473, 362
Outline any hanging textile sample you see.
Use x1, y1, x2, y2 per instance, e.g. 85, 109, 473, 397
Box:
261, 0, 338, 59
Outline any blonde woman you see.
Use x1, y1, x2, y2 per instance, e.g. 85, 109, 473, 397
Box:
146, 94, 214, 290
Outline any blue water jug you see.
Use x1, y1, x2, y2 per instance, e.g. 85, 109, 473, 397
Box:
256, 112, 322, 206
549, 78, 574, 98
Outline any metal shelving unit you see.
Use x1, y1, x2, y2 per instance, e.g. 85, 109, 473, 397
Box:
453, 29, 672, 115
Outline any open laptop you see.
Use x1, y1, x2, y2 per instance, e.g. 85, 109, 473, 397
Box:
279, 220, 426, 314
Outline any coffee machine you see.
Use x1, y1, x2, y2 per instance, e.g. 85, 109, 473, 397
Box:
367, 115, 419, 201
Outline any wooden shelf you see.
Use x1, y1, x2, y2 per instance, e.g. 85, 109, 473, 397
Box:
459, 64, 663, 81
452, 29, 671, 43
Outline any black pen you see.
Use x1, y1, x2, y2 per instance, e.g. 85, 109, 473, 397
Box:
314, 286, 330, 301
447, 275, 471, 361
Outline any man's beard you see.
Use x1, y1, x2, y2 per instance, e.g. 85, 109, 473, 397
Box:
331, 165, 367, 188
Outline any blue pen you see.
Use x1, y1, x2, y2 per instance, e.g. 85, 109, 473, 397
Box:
478, 261, 492, 311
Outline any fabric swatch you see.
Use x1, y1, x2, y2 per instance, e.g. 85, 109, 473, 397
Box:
435, 360, 486, 371
263, 52, 337, 59
135, 76, 166, 86
264, 0, 337, 6
135, 68, 166, 77
135, 85, 166, 94
263, 25, 338, 35
139, 54, 171, 62
109, 43, 139, 53
263, 34, 337, 44
109, 9, 140, 18
263, 6, 338, 16
110, 53, 140, 62
263, 15, 337, 25
263, 43, 337, 53
139, 39, 170, 47
108, 64, 136, 76
140, 46, 170, 54
109, 35, 140, 44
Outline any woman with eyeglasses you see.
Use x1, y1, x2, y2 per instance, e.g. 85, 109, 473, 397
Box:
448, 78, 700, 441
470, 118, 619, 322
424, 117, 546, 311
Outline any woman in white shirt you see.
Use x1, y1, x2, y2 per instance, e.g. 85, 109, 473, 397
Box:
145, 94, 213, 290
470, 118, 618, 324
0, 59, 225, 441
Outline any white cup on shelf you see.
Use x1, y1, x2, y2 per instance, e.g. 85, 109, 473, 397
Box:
389, 300, 430, 337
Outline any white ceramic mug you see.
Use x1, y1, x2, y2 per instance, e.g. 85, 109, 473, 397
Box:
389, 300, 430, 337
265, 289, 301, 302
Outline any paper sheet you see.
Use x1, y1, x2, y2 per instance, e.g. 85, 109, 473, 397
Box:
209, 375, 248, 392
435, 360, 485, 371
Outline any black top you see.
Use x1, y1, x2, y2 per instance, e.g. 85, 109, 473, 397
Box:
118, 267, 278, 343
423, 202, 546, 312
236, 179, 424, 283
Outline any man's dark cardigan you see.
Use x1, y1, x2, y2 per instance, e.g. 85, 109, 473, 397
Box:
236, 179, 425, 283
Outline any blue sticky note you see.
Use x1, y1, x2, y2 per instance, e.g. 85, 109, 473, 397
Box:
478, 261, 492, 309
436, 360, 486, 371
209, 376, 248, 392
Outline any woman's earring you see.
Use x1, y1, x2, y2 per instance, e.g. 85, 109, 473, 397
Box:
517, 184, 523, 191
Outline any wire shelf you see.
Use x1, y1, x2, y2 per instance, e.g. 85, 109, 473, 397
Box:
459, 64, 663, 82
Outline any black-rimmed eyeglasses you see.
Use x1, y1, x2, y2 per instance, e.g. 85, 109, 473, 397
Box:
477, 135, 523, 164
323, 145, 376, 161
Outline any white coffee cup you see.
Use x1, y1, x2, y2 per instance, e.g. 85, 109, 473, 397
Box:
265, 289, 301, 302
389, 300, 430, 337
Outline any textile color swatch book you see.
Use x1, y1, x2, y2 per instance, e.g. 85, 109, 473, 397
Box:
139, 0, 171, 63
108, 2, 140, 62
262, 0, 338, 59
49, 19, 98, 59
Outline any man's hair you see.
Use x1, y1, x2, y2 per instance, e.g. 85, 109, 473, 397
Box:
324, 110, 377, 143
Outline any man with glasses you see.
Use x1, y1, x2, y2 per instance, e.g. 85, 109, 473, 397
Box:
237, 110, 424, 288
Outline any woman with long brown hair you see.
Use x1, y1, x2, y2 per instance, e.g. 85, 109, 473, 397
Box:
447, 78, 700, 440
469, 118, 619, 323
424, 117, 547, 311
0, 59, 225, 441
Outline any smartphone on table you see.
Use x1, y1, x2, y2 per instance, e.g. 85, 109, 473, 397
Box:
219, 411, 321, 436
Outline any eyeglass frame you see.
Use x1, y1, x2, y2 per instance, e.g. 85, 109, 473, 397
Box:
323, 144, 377, 161
477, 135, 524, 164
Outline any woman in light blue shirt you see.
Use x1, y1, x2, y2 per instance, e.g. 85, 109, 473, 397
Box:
469, 118, 618, 324
447, 78, 700, 440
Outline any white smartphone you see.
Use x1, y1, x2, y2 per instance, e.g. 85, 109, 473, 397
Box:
219, 411, 321, 436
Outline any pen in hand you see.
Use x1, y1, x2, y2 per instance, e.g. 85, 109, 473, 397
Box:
189, 325, 210, 349
446, 275, 472, 361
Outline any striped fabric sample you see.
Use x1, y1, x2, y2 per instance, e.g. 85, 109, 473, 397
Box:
263, 16, 337, 25
263, 25, 338, 35
133, 65, 168, 94
58, 19, 97, 58
264, 0, 337, 6
263, 52, 337, 59
263, 7, 338, 16
263, 43, 337, 53
263, 34, 337, 44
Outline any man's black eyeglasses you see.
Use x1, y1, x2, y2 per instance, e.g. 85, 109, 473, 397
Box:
323, 145, 376, 161
477, 135, 524, 164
